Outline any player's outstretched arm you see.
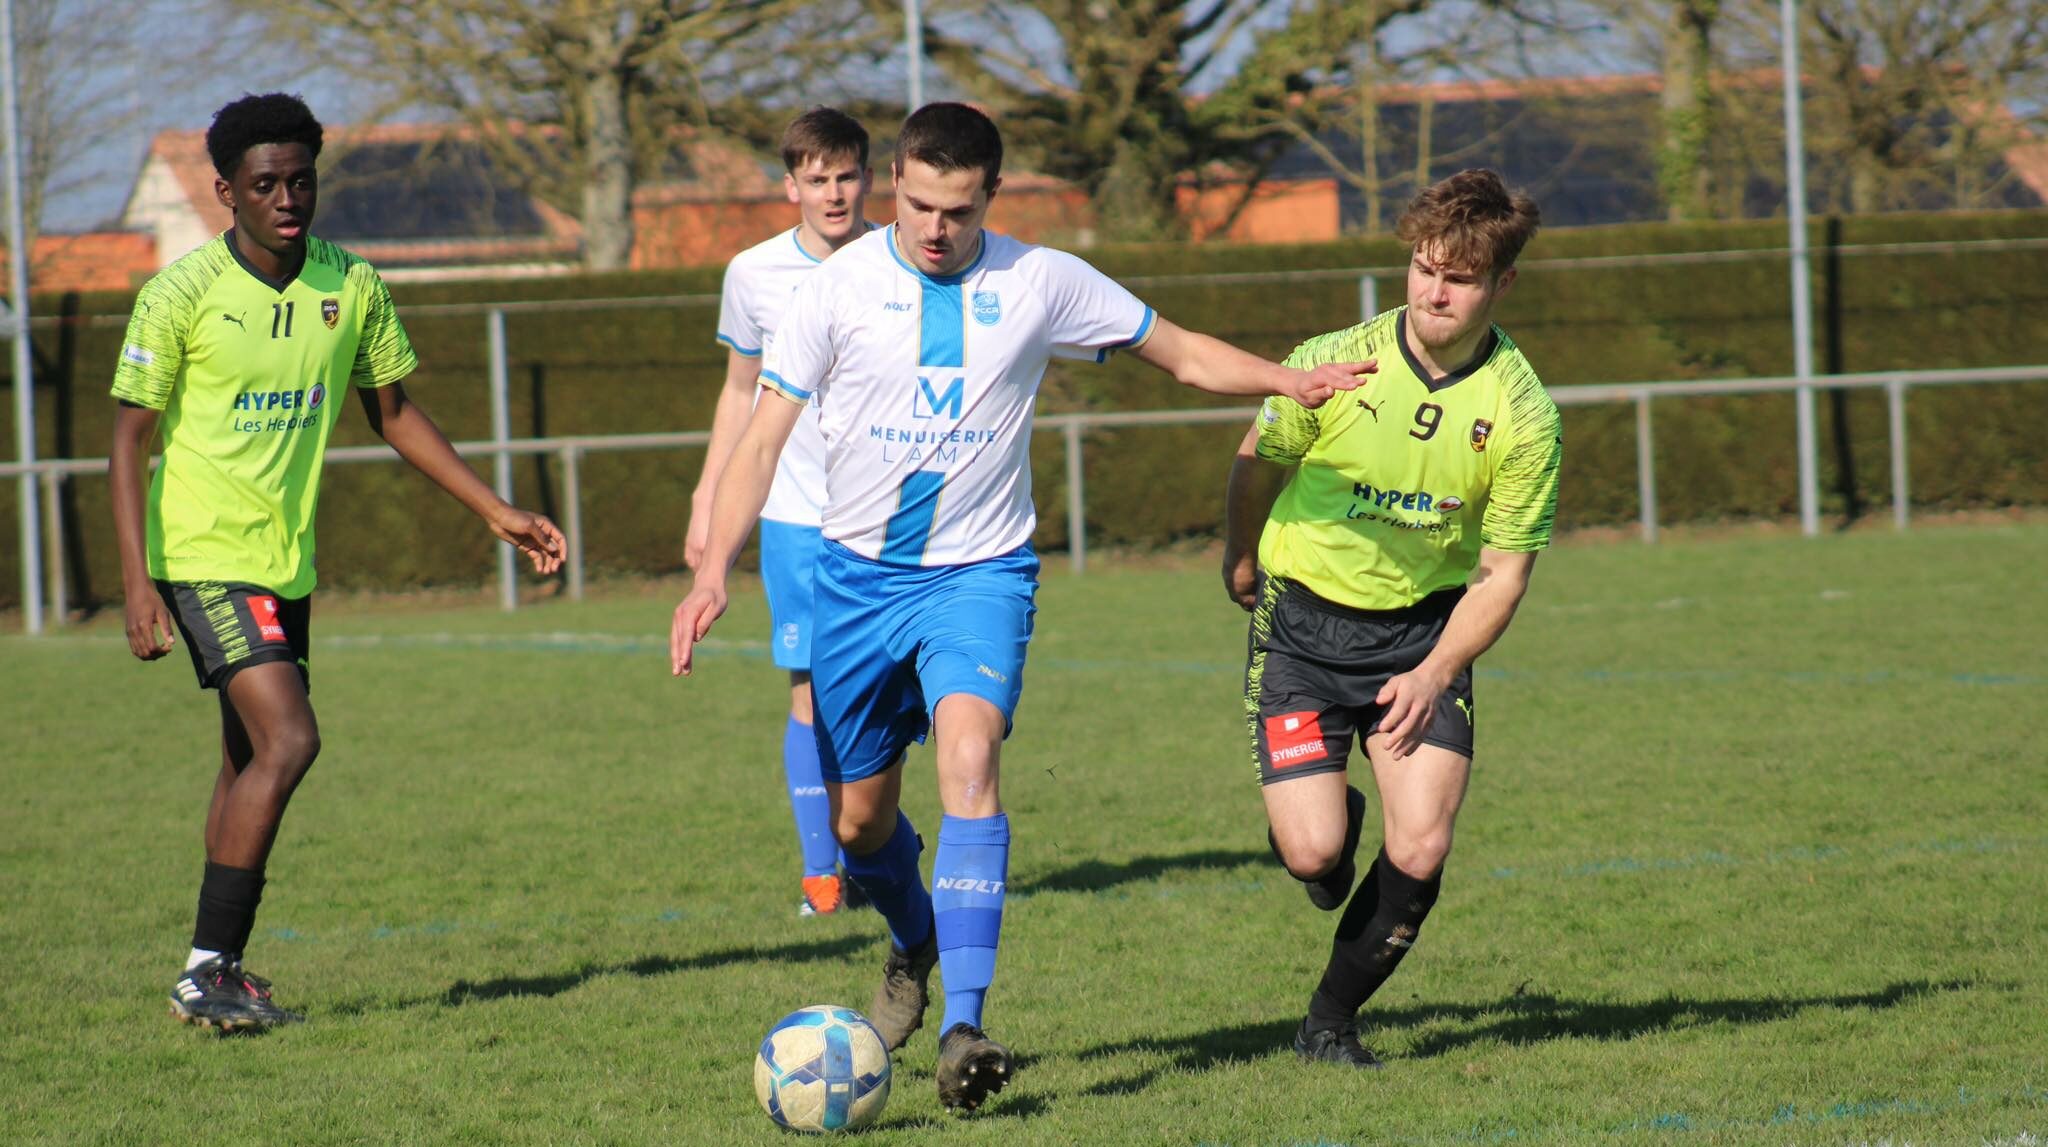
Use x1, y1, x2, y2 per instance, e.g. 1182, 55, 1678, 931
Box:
1376, 548, 1538, 759
109, 402, 177, 660
1222, 424, 1284, 612
1132, 318, 1373, 409
356, 382, 565, 574
671, 391, 803, 678
686, 349, 767, 570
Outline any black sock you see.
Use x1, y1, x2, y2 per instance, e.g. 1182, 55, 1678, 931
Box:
1305, 849, 1441, 1030
192, 861, 266, 958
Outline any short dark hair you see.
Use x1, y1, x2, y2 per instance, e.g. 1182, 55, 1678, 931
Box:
206, 93, 324, 179
781, 107, 869, 172
1395, 169, 1540, 278
894, 102, 1002, 190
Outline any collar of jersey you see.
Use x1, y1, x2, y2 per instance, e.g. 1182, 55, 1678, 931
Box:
223, 229, 306, 293
884, 223, 988, 284
1396, 308, 1500, 394
789, 220, 878, 265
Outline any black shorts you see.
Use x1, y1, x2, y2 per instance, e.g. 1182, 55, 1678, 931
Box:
1243, 576, 1473, 785
155, 580, 311, 692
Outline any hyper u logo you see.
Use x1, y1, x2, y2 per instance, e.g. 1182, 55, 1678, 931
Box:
231, 387, 323, 433
914, 375, 963, 419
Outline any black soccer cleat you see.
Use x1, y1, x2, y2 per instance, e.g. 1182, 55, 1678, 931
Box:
1293, 1018, 1383, 1069
1270, 784, 1369, 910
169, 956, 302, 1033
935, 1022, 1015, 1113
866, 933, 938, 1051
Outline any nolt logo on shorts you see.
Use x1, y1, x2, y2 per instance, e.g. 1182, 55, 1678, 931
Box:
249, 596, 287, 643
1265, 711, 1328, 769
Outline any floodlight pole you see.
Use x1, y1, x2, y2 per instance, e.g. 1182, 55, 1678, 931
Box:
1781, 0, 1820, 536
1, 0, 43, 632
905, 0, 924, 110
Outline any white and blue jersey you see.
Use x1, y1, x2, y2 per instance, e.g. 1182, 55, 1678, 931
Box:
761, 226, 1154, 567
764, 226, 1154, 780
719, 226, 879, 668
716, 226, 847, 528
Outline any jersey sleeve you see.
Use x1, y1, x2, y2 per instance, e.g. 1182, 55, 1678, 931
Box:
350, 266, 418, 388
109, 276, 194, 410
1480, 400, 1563, 552
1250, 339, 1331, 463
1034, 249, 1154, 363
759, 273, 833, 406
714, 261, 764, 357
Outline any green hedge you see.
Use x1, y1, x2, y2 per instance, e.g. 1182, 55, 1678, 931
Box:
4, 209, 2045, 609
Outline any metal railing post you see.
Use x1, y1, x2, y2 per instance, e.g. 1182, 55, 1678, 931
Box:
1064, 419, 1085, 574
560, 445, 584, 601
1636, 390, 1658, 544
40, 468, 64, 623
1887, 380, 1909, 530
487, 309, 516, 610
1358, 274, 1378, 324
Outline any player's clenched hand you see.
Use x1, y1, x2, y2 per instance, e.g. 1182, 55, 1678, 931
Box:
491, 507, 567, 574
1287, 359, 1375, 410
1374, 665, 1450, 761
670, 584, 729, 677
124, 589, 176, 661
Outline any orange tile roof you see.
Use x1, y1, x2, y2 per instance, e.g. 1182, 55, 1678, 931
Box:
21, 231, 158, 293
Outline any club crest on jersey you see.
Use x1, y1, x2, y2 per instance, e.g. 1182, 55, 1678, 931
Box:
321, 298, 340, 328
1470, 418, 1494, 452
307, 382, 326, 410
971, 291, 1001, 326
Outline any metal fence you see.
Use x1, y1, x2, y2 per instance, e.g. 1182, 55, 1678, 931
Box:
6, 361, 2043, 632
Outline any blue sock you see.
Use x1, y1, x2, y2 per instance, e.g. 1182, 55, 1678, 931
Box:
840, 813, 932, 952
934, 813, 1009, 1034
783, 717, 837, 878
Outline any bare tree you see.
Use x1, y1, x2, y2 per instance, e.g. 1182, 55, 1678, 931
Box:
4, 0, 186, 257
1715, 0, 2048, 213
1211, 0, 1594, 234
223, 0, 846, 270
898, 1, 1495, 240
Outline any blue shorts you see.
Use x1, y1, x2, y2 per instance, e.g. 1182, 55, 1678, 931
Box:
759, 519, 823, 671
810, 540, 1039, 783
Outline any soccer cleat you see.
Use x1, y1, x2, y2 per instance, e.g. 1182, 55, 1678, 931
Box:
1293, 1018, 1383, 1069
169, 956, 302, 1033
1269, 784, 1369, 911
866, 933, 938, 1051
839, 872, 870, 911
935, 1022, 1015, 1113
798, 873, 845, 917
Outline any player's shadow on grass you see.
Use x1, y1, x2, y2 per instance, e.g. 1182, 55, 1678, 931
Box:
1072, 979, 1969, 1096
1016, 848, 1269, 896
1385, 978, 1972, 1059
331, 936, 875, 1014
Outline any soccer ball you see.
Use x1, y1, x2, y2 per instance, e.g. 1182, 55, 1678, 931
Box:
754, 1004, 891, 1133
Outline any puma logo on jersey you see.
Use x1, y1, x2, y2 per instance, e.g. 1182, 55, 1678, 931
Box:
1356, 398, 1382, 420
221, 312, 246, 330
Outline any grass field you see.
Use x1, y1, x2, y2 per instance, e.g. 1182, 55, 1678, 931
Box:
2, 523, 2045, 1145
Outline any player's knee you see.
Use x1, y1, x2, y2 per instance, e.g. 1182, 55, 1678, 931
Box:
1384, 831, 1450, 881
257, 724, 320, 780
1274, 827, 1345, 881
834, 806, 894, 854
